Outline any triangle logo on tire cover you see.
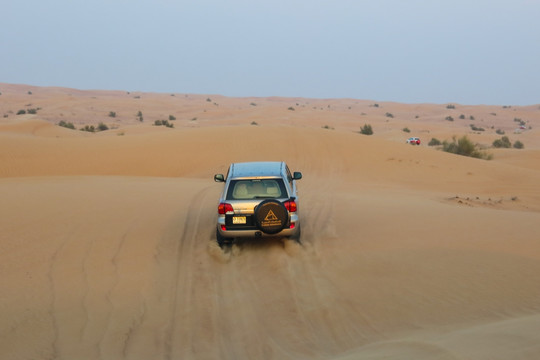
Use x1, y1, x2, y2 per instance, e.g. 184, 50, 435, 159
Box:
264, 210, 278, 221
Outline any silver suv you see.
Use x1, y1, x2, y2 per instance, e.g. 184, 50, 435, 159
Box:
214, 161, 302, 247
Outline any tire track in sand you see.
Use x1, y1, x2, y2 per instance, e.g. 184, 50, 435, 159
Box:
157, 184, 219, 360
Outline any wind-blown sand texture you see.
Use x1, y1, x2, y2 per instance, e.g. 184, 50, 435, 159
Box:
2, 83, 540, 359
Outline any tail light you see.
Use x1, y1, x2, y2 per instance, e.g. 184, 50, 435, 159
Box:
283, 200, 297, 212
218, 203, 234, 214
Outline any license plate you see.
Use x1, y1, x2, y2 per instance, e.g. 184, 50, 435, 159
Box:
232, 216, 246, 224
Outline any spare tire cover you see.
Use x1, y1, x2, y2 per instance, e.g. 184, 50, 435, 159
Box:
254, 200, 288, 234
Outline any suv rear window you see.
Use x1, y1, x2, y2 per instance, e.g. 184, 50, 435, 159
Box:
226, 179, 288, 200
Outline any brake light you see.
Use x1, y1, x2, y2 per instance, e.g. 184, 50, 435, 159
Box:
218, 203, 234, 214
284, 200, 297, 212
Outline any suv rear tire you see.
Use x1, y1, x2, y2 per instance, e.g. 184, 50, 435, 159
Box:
216, 229, 233, 248
290, 223, 301, 243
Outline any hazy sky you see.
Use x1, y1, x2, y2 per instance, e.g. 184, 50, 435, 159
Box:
2, 0, 539, 105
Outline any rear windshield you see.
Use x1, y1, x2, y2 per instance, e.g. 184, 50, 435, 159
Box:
226, 179, 288, 200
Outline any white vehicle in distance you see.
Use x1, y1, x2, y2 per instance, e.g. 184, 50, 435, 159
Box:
406, 137, 421, 145
214, 161, 302, 247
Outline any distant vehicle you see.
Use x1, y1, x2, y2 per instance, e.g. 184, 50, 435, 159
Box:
406, 137, 421, 145
214, 161, 302, 247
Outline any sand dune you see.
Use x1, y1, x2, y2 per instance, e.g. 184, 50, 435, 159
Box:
1, 84, 540, 359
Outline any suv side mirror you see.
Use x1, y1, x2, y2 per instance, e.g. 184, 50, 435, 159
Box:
214, 174, 225, 182
293, 172, 302, 180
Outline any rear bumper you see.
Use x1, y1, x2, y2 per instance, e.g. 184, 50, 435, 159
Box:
217, 213, 300, 238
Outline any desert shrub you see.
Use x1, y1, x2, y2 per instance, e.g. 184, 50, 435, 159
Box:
470, 115, 475, 120
136, 111, 143, 122
428, 138, 441, 146
514, 118, 526, 126
169, 115, 176, 121
58, 120, 75, 129
446, 104, 456, 109
513, 140, 524, 149
322, 125, 334, 130
17, 109, 26, 115
359, 124, 373, 135
80, 125, 95, 132
108, 111, 116, 118
470, 124, 485, 131
97, 122, 109, 131
445, 116, 454, 121
154, 119, 174, 128
27, 108, 38, 114
459, 114, 465, 119
496, 129, 505, 135
206, 98, 212, 102
402, 127, 410, 133
251, 121, 259, 125
492, 136, 512, 148
288, 107, 295, 111
442, 136, 492, 160
385, 112, 394, 118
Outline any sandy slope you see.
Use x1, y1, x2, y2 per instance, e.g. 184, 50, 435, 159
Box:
1, 84, 540, 359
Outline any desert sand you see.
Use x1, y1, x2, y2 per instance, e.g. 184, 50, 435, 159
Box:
1, 83, 540, 359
